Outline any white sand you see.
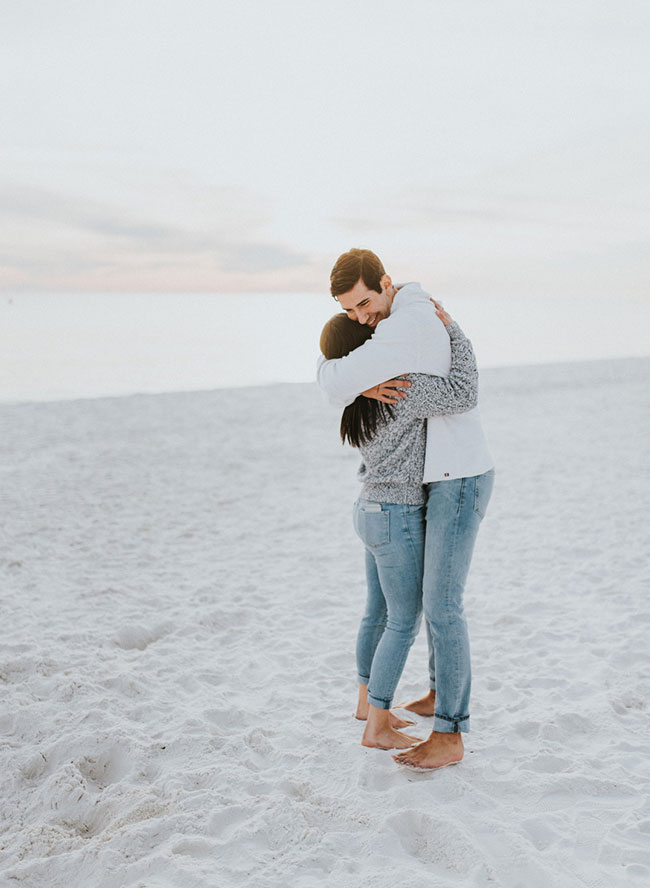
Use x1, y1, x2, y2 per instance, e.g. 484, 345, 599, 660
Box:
1, 357, 649, 887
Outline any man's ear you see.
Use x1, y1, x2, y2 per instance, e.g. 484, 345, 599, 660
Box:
380, 273, 392, 292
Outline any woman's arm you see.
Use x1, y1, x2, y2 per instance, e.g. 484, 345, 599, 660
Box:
363, 303, 478, 415
403, 320, 478, 418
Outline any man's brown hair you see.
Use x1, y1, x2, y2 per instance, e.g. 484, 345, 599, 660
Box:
329, 248, 385, 300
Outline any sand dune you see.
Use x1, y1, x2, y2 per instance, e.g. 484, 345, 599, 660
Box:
1, 358, 649, 887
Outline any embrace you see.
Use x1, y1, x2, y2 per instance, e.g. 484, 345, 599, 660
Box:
317, 248, 494, 772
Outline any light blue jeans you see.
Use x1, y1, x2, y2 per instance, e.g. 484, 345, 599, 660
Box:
423, 469, 495, 733
353, 499, 426, 709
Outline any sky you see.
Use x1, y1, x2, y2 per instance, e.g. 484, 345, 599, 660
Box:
1, 0, 649, 297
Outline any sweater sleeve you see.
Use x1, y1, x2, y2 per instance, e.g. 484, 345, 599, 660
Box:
398, 322, 478, 419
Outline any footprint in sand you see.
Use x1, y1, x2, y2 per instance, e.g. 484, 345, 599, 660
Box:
207, 804, 250, 840
171, 837, 216, 857
112, 622, 173, 651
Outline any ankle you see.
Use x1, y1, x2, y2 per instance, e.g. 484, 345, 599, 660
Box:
434, 731, 463, 744
367, 704, 392, 731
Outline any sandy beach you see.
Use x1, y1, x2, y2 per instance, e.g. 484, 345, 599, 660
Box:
1, 356, 649, 888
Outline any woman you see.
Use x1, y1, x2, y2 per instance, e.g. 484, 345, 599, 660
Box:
319, 304, 478, 750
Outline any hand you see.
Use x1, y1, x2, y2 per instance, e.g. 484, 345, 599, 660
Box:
362, 377, 411, 405
429, 297, 453, 327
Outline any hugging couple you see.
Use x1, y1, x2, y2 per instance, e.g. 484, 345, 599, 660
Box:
317, 248, 494, 772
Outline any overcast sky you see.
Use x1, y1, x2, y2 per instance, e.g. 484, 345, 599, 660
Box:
1, 0, 649, 296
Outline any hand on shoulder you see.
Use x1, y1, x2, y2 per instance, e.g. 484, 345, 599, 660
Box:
429, 297, 453, 327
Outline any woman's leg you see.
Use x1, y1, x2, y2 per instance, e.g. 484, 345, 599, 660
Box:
355, 546, 387, 701
353, 504, 415, 729
365, 504, 425, 708
354, 502, 426, 748
396, 620, 437, 716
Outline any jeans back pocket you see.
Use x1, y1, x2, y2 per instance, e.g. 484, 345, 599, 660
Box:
355, 503, 390, 547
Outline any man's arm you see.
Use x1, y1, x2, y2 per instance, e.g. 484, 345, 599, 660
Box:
316, 306, 442, 408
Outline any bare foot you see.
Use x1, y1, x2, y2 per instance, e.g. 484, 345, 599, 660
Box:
361, 702, 421, 749
396, 689, 436, 717
361, 725, 423, 750
355, 710, 414, 728
355, 686, 414, 727
389, 712, 415, 729
392, 731, 464, 770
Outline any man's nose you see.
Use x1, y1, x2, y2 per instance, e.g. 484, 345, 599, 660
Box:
357, 309, 369, 324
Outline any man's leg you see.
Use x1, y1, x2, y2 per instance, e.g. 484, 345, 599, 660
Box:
394, 469, 494, 769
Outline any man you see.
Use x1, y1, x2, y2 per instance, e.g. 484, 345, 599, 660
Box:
317, 248, 494, 770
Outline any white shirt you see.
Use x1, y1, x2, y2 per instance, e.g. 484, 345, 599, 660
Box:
316, 282, 494, 482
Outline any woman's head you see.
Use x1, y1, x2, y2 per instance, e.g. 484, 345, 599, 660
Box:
319, 313, 392, 449
320, 312, 373, 360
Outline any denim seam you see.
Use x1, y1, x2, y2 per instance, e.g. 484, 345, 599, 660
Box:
457, 476, 466, 516
403, 507, 424, 583
474, 474, 485, 518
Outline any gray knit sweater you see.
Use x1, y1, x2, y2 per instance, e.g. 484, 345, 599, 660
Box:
357, 322, 478, 505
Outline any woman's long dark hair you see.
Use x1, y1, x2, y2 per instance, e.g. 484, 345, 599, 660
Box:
320, 313, 393, 448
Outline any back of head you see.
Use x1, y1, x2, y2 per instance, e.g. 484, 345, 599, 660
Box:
330, 248, 385, 300
320, 312, 373, 359
319, 312, 391, 449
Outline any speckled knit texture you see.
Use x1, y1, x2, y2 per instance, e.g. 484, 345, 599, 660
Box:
357, 322, 478, 505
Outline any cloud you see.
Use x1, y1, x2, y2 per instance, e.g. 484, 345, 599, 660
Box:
219, 243, 310, 273
332, 197, 507, 233
332, 133, 650, 239
0, 180, 315, 289
332, 188, 589, 234
1, 184, 173, 239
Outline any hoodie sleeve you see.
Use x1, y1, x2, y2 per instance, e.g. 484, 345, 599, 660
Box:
316, 308, 428, 408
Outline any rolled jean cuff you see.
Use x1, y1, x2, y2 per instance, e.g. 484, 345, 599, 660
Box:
434, 713, 470, 734
367, 690, 392, 710
357, 675, 370, 686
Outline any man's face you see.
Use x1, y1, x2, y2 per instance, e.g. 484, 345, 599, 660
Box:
336, 276, 392, 327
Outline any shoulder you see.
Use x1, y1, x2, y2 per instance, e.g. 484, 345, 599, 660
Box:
392, 284, 441, 327
393, 282, 433, 307
374, 284, 438, 337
